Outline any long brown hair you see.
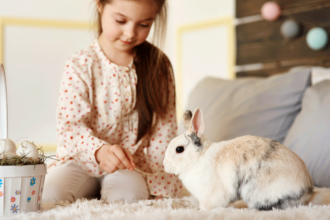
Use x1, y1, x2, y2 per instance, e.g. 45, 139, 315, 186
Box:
95, 0, 174, 143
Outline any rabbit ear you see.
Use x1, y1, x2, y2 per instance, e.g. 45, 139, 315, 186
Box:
183, 110, 192, 130
189, 108, 205, 136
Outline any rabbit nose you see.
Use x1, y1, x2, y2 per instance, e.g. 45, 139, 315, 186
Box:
163, 160, 168, 168
163, 160, 171, 172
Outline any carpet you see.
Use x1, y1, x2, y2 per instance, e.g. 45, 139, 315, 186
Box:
2, 195, 330, 220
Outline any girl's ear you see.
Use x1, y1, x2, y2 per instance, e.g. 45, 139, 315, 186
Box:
95, 0, 103, 14
189, 108, 205, 136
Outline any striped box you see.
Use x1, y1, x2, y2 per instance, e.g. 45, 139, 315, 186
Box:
0, 164, 47, 215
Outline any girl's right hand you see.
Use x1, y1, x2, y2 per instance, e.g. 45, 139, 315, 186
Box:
95, 144, 136, 173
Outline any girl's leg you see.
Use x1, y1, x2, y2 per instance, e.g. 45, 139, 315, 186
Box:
43, 160, 100, 203
99, 169, 149, 203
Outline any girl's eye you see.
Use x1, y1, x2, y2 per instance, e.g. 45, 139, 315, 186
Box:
176, 146, 184, 153
116, 20, 125, 24
140, 24, 149, 28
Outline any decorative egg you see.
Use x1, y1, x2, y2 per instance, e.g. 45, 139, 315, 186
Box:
1, 152, 18, 159
307, 27, 328, 50
16, 141, 39, 160
281, 19, 300, 39
0, 138, 16, 154
261, 2, 281, 21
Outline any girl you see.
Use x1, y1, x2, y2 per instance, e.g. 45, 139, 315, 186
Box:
43, 0, 182, 203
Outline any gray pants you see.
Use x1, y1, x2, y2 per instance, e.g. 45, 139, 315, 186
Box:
42, 160, 149, 203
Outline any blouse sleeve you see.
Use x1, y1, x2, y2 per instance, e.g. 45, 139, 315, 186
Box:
55, 57, 108, 176
145, 75, 182, 198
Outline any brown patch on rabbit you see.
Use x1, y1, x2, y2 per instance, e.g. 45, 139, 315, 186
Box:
183, 110, 192, 130
212, 136, 314, 210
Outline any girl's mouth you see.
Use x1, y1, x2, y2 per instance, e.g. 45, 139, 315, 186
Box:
120, 40, 132, 45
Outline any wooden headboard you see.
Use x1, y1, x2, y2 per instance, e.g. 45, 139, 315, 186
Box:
235, 0, 330, 77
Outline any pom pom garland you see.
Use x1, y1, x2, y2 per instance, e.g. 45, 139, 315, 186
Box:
307, 27, 328, 50
261, 2, 281, 21
281, 19, 300, 39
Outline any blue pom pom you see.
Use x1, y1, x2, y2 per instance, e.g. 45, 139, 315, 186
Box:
307, 27, 328, 50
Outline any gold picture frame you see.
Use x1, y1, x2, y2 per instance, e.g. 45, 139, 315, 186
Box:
176, 17, 235, 121
0, 17, 91, 63
0, 17, 91, 152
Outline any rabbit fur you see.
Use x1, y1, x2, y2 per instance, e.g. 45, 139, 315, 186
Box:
163, 108, 315, 211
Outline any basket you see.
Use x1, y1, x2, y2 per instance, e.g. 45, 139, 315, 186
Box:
0, 164, 47, 215
0, 64, 47, 215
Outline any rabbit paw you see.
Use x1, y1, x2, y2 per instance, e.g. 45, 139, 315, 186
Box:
199, 201, 215, 210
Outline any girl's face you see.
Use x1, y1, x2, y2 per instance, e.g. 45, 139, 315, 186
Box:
98, 0, 158, 53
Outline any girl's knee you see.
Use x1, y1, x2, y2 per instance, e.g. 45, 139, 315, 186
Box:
42, 162, 98, 203
100, 170, 149, 203
102, 189, 149, 203
42, 181, 75, 203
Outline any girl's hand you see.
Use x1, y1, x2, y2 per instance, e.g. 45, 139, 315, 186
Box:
95, 144, 136, 173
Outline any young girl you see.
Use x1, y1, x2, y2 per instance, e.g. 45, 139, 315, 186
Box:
43, 0, 182, 203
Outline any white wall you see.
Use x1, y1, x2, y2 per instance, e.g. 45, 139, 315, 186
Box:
0, 0, 96, 150
166, 0, 235, 114
0, 0, 235, 149
0, 0, 93, 21
4, 26, 94, 143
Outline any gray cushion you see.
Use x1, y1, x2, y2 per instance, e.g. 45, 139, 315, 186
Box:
283, 80, 330, 187
181, 68, 311, 143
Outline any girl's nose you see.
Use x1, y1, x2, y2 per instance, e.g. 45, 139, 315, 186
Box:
124, 24, 135, 39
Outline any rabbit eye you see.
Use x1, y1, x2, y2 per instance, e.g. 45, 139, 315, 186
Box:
176, 146, 184, 153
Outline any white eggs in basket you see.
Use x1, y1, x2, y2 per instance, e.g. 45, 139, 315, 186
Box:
16, 141, 39, 160
1, 64, 47, 215
2, 152, 18, 159
0, 139, 16, 154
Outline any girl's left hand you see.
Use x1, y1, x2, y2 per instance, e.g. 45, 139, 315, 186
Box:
153, 195, 163, 200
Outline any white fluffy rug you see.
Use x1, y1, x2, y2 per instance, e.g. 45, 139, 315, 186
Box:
2, 196, 330, 220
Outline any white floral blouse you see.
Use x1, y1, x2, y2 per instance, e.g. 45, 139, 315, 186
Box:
49, 39, 182, 198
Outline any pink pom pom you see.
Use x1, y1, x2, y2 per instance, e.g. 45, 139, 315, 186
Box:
261, 2, 281, 21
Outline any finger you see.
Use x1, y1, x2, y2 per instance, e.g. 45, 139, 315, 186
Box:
108, 153, 126, 170
100, 160, 118, 174
113, 146, 133, 170
123, 148, 135, 167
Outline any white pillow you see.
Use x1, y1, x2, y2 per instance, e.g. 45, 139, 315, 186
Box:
312, 67, 330, 85
289, 66, 330, 85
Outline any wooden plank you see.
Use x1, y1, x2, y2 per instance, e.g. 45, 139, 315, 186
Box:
236, 57, 330, 77
236, 0, 330, 18
236, 6, 330, 66
236, 68, 291, 78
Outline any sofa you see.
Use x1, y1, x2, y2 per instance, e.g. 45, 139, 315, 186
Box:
178, 67, 330, 188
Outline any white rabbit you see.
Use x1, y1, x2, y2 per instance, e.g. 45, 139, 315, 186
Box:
163, 108, 316, 210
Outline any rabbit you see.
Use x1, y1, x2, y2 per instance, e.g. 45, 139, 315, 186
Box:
163, 108, 315, 211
